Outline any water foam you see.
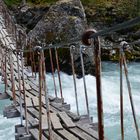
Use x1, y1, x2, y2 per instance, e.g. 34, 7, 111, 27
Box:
45, 62, 140, 140
0, 62, 140, 140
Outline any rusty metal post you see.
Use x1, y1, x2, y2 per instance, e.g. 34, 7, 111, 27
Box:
1, 48, 4, 81
38, 50, 43, 140
16, 30, 24, 126
93, 37, 104, 140
29, 40, 34, 77
17, 50, 24, 126
49, 48, 57, 98
4, 49, 8, 93
119, 47, 124, 140
55, 48, 64, 102
32, 51, 37, 78
121, 43, 140, 140
82, 29, 104, 140
80, 45, 90, 117
41, 49, 53, 140
19, 30, 29, 134
10, 51, 16, 104
70, 46, 79, 116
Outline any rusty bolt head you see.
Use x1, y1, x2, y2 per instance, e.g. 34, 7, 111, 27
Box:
82, 29, 97, 46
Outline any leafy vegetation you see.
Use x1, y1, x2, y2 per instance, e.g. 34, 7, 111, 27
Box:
4, 0, 140, 20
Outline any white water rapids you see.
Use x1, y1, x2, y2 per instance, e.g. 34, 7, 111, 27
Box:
0, 62, 140, 140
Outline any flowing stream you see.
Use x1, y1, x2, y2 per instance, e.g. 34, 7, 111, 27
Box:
0, 62, 140, 140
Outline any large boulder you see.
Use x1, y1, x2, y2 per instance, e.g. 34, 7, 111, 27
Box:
27, 0, 96, 76
28, 0, 87, 44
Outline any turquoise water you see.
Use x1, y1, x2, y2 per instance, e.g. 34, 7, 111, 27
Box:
0, 62, 140, 140
0, 80, 20, 140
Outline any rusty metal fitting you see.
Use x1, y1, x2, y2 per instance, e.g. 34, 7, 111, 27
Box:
33, 46, 42, 52
82, 29, 97, 46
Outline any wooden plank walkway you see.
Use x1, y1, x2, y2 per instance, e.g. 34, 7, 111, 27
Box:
0, 5, 99, 140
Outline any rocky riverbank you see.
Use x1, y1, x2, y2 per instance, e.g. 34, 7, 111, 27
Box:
4, 0, 140, 76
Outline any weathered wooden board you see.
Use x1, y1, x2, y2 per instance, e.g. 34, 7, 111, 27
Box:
58, 111, 76, 128
50, 113, 63, 130
42, 115, 48, 130
26, 97, 33, 107
51, 102, 80, 121
57, 129, 79, 140
76, 123, 99, 140
30, 129, 47, 140
44, 131, 63, 140
69, 127, 96, 140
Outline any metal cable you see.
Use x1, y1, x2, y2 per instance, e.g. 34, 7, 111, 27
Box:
89, 16, 140, 39
70, 46, 80, 116
55, 48, 64, 102
9, 51, 16, 104
41, 50, 53, 140
80, 45, 90, 117
20, 49, 29, 134
4, 49, 7, 93
49, 48, 57, 98
122, 50, 140, 140
119, 47, 124, 140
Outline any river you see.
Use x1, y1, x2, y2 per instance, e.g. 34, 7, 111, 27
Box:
0, 62, 140, 140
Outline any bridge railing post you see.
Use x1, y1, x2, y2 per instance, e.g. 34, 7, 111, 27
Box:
18, 30, 29, 134
4, 48, 8, 94
119, 44, 124, 140
9, 50, 16, 104
82, 29, 104, 140
80, 45, 90, 117
55, 47, 64, 103
41, 48, 53, 140
70, 46, 79, 116
49, 48, 58, 98
120, 42, 140, 140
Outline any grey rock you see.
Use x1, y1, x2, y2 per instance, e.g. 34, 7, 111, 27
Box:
28, 0, 87, 44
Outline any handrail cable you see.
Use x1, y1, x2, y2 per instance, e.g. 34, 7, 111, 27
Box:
89, 16, 140, 39
121, 43, 140, 140
70, 46, 80, 116
119, 45, 124, 140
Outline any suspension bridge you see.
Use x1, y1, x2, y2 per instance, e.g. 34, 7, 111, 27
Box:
1, 0, 140, 140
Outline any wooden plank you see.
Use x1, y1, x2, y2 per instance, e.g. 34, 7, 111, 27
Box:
26, 97, 33, 107
69, 127, 96, 140
30, 129, 47, 140
42, 115, 48, 130
76, 124, 99, 140
51, 102, 80, 121
32, 96, 39, 106
50, 113, 63, 130
24, 82, 32, 90
57, 129, 79, 140
9, 44, 15, 50
16, 106, 38, 127
44, 131, 63, 140
58, 111, 76, 128
28, 107, 40, 118
2, 29, 8, 36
